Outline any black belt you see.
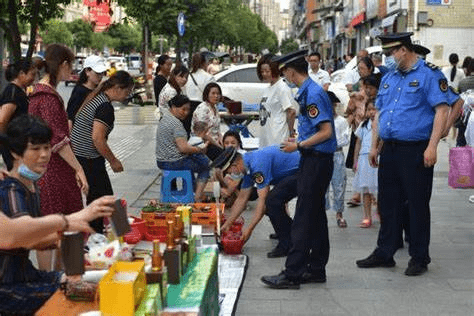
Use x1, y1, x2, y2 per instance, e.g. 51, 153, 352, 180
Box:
383, 140, 429, 147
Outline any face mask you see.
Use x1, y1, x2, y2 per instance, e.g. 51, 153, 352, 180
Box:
284, 78, 297, 89
18, 163, 43, 181
385, 56, 399, 71
229, 172, 245, 181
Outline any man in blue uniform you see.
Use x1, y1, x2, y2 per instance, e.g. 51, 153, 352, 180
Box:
357, 33, 449, 276
215, 146, 300, 258
260, 50, 337, 289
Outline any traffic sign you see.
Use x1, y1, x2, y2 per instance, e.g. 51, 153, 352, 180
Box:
177, 13, 185, 37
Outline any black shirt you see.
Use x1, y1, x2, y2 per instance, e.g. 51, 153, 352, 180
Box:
67, 84, 92, 121
0, 83, 29, 120
153, 75, 168, 106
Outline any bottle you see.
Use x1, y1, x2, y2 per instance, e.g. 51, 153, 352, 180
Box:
164, 220, 182, 284
151, 240, 162, 272
166, 220, 175, 250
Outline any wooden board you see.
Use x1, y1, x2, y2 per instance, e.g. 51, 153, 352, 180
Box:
36, 290, 99, 316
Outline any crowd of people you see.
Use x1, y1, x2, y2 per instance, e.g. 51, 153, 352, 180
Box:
0, 31, 472, 314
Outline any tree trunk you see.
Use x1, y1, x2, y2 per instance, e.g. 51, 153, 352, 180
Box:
26, 0, 41, 60
7, 0, 21, 62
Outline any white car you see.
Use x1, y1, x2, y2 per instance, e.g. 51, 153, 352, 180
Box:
215, 64, 269, 104
106, 56, 128, 72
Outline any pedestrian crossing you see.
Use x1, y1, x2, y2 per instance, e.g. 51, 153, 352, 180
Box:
114, 105, 157, 125
107, 135, 144, 177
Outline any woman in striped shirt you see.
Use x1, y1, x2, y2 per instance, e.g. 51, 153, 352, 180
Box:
70, 71, 134, 233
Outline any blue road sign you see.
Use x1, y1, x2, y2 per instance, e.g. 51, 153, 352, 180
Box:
177, 13, 185, 37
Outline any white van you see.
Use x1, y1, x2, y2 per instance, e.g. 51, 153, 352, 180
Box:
106, 56, 128, 71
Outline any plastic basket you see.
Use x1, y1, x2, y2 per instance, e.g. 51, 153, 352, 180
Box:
222, 233, 244, 255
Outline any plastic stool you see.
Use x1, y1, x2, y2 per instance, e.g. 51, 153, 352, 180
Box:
160, 170, 194, 203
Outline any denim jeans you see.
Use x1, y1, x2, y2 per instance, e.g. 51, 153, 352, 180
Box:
157, 154, 210, 182
325, 151, 347, 213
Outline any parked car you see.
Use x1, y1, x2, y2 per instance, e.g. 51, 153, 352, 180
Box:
106, 56, 128, 72
127, 54, 142, 70
215, 64, 268, 104
65, 55, 86, 86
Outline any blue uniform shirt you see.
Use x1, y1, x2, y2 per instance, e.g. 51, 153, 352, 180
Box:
241, 146, 300, 190
295, 78, 337, 153
446, 86, 461, 106
376, 58, 449, 141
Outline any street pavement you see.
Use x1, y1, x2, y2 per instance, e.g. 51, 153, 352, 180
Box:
58, 85, 474, 315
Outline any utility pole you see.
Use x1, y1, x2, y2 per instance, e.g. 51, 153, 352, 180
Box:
0, 29, 5, 92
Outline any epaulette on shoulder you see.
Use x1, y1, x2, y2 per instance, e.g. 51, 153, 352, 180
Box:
425, 62, 440, 71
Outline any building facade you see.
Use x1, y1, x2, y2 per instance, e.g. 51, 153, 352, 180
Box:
291, 0, 473, 65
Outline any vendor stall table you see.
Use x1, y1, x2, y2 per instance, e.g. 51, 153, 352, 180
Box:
36, 290, 99, 315
220, 112, 259, 137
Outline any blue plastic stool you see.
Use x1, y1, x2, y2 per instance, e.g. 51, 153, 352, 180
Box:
160, 170, 194, 203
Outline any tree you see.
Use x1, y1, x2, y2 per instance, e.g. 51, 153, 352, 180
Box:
280, 38, 299, 54
105, 23, 141, 54
0, 0, 74, 61
40, 20, 74, 47
67, 19, 93, 50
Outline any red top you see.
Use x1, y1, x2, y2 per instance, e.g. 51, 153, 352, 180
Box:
28, 83, 83, 215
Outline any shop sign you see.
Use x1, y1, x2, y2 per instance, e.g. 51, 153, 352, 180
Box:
350, 12, 365, 27
426, 0, 452, 5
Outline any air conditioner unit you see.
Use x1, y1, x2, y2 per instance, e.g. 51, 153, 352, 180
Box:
418, 11, 429, 25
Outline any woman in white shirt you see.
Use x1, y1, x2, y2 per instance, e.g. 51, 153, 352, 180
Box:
191, 82, 223, 160
256, 54, 297, 148
442, 53, 466, 92
158, 64, 189, 111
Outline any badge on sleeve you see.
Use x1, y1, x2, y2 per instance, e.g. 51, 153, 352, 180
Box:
306, 104, 319, 118
253, 172, 265, 184
439, 79, 448, 92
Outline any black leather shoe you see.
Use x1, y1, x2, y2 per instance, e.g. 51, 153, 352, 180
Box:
267, 247, 288, 258
261, 272, 300, 289
269, 233, 279, 240
404, 260, 428, 276
301, 271, 326, 283
356, 252, 396, 268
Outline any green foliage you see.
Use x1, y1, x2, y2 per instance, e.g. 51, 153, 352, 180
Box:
40, 20, 74, 47
280, 38, 299, 54
105, 23, 141, 54
67, 19, 93, 49
90, 32, 115, 51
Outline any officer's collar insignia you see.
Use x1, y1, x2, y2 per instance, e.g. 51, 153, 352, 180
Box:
307, 104, 319, 118
426, 62, 439, 70
439, 79, 448, 92
409, 80, 419, 87
383, 83, 389, 89
253, 172, 264, 184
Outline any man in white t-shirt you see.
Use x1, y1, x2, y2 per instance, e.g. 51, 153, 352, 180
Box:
307, 52, 330, 90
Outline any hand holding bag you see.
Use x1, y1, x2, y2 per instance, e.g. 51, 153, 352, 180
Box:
448, 146, 474, 188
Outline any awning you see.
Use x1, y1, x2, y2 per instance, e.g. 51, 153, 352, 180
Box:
381, 14, 398, 28
350, 12, 365, 27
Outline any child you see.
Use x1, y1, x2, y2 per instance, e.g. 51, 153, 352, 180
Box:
353, 102, 378, 228
188, 121, 208, 148
325, 92, 350, 227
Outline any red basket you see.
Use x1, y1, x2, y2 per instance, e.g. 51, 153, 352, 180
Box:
222, 236, 244, 255
130, 217, 146, 236
229, 216, 244, 233
144, 223, 167, 242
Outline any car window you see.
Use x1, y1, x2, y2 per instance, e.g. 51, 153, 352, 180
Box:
218, 68, 260, 83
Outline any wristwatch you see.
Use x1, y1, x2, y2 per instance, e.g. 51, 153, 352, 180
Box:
297, 142, 303, 151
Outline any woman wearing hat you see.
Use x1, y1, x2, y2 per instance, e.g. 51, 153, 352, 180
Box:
66, 55, 107, 130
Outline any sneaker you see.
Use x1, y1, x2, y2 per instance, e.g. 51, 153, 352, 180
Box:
356, 252, 396, 268
404, 260, 428, 276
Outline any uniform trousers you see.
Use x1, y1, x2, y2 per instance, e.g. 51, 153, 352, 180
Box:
284, 152, 333, 279
374, 140, 432, 266
265, 174, 298, 252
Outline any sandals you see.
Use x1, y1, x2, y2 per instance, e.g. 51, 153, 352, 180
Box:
359, 218, 372, 228
336, 217, 347, 228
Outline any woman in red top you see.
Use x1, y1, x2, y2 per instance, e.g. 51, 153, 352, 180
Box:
28, 43, 89, 271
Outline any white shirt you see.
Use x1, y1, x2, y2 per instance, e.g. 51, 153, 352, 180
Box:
442, 66, 466, 91
309, 68, 331, 87
259, 78, 297, 148
185, 69, 215, 101
334, 116, 350, 148
344, 67, 360, 85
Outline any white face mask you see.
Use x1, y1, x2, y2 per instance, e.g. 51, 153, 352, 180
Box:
18, 163, 43, 181
385, 56, 399, 71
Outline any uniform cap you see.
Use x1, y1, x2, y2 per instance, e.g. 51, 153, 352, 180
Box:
210, 147, 237, 171
272, 49, 308, 70
83, 55, 107, 73
412, 44, 431, 56
377, 32, 414, 49
326, 91, 340, 104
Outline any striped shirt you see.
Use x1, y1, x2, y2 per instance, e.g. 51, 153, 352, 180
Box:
155, 109, 188, 162
71, 92, 114, 159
